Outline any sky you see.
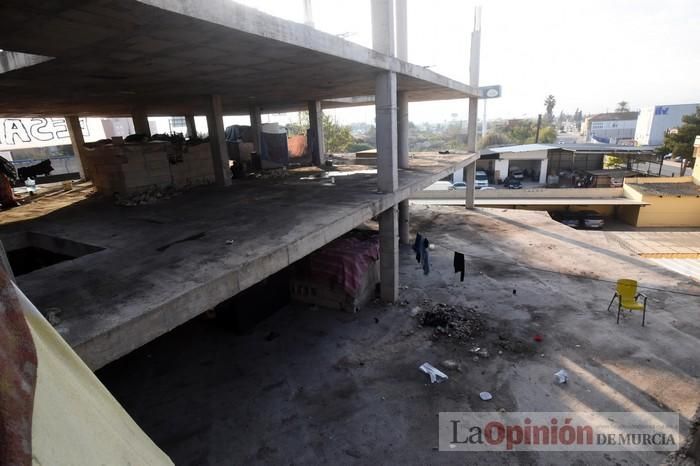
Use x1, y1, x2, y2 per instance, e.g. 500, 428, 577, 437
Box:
235, 0, 700, 124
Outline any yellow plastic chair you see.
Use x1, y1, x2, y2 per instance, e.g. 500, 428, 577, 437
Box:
607, 279, 648, 326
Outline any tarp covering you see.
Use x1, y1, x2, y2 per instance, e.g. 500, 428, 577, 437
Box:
0, 270, 173, 465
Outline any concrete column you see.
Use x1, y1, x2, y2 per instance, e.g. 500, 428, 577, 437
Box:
465, 162, 476, 209
65, 115, 88, 180
248, 100, 263, 155
206, 95, 232, 187
398, 200, 410, 244
371, 0, 394, 56
376, 71, 398, 193
307, 100, 325, 166
466, 8, 481, 209
397, 92, 410, 245
395, 0, 408, 60
539, 159, 548, 184
398, 91, 409, 169
303, 0, 314, 27
131, 108, 151, 137
185, 114, 197, 138
379, 205, 399, 302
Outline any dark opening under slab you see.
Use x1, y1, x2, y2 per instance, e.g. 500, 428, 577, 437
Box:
2, 232, 103, 277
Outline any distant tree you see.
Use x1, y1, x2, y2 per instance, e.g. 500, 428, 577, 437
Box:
615, 101, 630, 112
479, 132, 512, 148
573, 109, 583, 131
657, 106, 700, 167
544, 95, 556, 123
322, 114, 355, 153
538, 126, 557, 144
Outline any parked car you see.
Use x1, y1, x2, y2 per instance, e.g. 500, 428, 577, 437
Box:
579, 210, 605, 229
451, 181, 467, 190
478, 186, 496, 190
510, 168, 525, 180
503, 177, 522, 189
551, 211, 580, 228
475, 170, 489, 188
424, 181, 453, 191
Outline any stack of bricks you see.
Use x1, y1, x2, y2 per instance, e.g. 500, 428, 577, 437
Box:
85, 142, 216, 196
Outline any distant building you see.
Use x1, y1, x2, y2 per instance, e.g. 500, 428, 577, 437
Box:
582, 112, 638, 144
634, 103, 700, 146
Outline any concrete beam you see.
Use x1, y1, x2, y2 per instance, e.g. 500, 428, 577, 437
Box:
248, 101, 263, 155
185, 114, 197, 138
376, 71, 398, 193
65, 116, 88, 180
131, 109, 151, 137
371, 0, 395, 56
379, 205, 399, 302
465, 8, 481, 210
206, 95, 233, 187
307, 100, 326, 166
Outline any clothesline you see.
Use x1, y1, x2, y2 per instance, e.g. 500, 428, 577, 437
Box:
411, 233, 700, 299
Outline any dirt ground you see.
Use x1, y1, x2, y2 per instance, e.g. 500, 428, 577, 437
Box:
98, 206, 700, 465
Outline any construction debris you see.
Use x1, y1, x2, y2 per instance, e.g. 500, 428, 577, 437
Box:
554, 369, 569, 384
417, 302, 484, 342
419, 362, 448, 384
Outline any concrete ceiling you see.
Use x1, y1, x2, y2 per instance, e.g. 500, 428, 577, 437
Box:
0, 0, 478, 117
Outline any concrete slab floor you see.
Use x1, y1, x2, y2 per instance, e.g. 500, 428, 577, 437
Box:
0, 153, 474, 370
97, 206, 700, 465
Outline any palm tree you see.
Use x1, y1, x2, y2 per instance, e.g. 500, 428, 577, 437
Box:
615, 101, 630, 112
544, 95, 556, 122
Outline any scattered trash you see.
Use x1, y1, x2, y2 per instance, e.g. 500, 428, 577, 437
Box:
575, 344, 581, 348
512, 289, 517, 295
534, 335, 543, 342
419, 362, 448, 384
479, 391, 493, 401
114, 185, 181, 207
417, 302, 483, 342
398, 300, 409, 307
472, 356, 480, 362
225, 239, 235, 245
540, 353, 545, 358
442, 359, 460, 370
554, 369, 569, 384
499, 407, 506, 413
374, 317, 380, 324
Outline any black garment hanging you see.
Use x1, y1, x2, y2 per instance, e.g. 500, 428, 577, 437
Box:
413, 233, 423, 263
453, 252, 465, 282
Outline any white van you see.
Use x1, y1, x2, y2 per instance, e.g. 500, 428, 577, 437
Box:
475, 170, 489, 188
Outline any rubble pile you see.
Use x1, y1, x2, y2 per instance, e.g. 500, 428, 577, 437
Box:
113, 185, 181, 207
417, 302, 484, 342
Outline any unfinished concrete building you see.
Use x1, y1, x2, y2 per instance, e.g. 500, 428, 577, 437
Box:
0, 0, 482, 369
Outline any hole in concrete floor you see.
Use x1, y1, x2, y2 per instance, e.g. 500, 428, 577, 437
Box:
2, 232, 103, 277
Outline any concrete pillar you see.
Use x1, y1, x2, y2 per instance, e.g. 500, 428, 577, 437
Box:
465, 162, 476, 209
185, 114, 197, 138
307, 100, 325, 166
539, 159, 548, 184
376, 71, 398, 193
466, 8, 481, 209
398, 200, 410, 244
131, 108, 151, 137
303, 0, 314, 27
206, 95, 232, 187
397, 92, 410, 245
398, 91, 409, 169
65, 115, 88, 180
379, 205, 399, 302
395, 0, 408, 61
371, 0, 394, 56
248, 100, 262, 155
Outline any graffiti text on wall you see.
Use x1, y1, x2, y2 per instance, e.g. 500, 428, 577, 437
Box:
0, 118, 90, 147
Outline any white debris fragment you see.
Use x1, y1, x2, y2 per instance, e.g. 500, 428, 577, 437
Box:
554, 369, 569, 384
479, 391, 493, 401
419, 362, 448, 384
